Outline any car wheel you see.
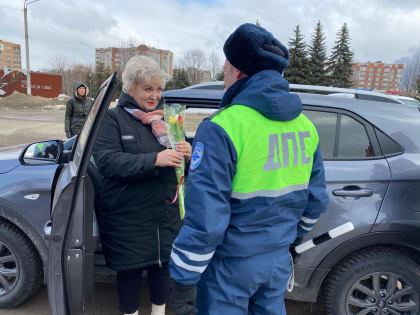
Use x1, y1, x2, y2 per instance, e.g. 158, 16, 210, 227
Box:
324, 247, 420, 315
0, 221, 43, 308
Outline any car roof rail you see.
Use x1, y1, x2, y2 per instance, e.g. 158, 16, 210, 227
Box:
289, 84, 403, 104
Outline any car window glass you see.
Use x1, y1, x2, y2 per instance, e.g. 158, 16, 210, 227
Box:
338, 115, 376, 158
375, 127, 404, 157
303, 110, 336, 159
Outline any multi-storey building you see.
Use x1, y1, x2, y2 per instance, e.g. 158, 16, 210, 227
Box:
352, 61, 404, 91
95, 45, 173, 75
0, 40, 22, 71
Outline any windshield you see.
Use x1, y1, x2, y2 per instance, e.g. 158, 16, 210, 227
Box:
398, 98, 420, 106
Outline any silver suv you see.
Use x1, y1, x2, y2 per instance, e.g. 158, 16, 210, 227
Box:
163, 85, 420, 315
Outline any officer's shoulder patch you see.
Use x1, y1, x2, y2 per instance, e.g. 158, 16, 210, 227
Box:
190, 142, 204, 170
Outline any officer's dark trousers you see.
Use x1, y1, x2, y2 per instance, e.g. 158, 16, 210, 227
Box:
117, 263, 170, 314
196, 247, 292, 315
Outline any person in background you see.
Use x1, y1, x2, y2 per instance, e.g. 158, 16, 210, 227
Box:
65, 81, 93, 138
92, 55, 192, 315
169, 23, 329, 315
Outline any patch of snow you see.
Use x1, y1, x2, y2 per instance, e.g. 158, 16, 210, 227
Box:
43, 104, 66, 111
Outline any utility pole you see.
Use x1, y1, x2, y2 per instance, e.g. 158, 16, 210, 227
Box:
23, 0, 39, 95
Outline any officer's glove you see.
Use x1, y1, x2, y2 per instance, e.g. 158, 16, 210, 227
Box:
290, 236, 303, 260
66, 132, 72, 139
169, 281, 197, 315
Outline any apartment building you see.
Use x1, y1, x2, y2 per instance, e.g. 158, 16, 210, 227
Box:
0, 40, 22, 71
95, 45, 173, 75
352, 61, 404, 91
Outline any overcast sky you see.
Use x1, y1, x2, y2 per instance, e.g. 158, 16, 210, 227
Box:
1, 0, 420, 71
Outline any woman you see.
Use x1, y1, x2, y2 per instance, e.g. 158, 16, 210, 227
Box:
64, 81, 93, 138
93, 55, 192, 315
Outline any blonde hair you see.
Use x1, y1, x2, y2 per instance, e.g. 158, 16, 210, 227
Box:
122, 55, 167, 93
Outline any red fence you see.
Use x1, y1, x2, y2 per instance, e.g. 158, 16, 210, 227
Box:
0, 70, 62, 98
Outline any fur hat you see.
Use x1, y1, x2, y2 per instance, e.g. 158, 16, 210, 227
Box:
223, 23, 289, 75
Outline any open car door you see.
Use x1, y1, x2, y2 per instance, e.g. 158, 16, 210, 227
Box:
47, 73, 119, 315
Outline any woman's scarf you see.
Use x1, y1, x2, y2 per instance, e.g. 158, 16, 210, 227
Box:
124, 107, 171, 148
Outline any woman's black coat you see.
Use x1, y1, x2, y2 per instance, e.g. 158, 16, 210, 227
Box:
93, 92, 181, 271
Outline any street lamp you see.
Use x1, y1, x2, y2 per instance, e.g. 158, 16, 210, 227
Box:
24, 0, 39, 96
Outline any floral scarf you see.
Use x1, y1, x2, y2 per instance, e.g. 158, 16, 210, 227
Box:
124, 107, 171, 148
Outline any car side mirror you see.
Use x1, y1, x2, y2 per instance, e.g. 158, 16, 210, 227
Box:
19, 140, 64, 166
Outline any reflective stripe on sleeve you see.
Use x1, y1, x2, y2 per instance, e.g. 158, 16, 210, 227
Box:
301, 216, 318, 224
172, 245, 214, 262
299, 224, 313, 231
170, 251, 207, 273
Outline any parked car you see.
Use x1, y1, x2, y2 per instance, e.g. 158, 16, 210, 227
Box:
185, 81, 409, 105
1, 73, 420, 315
183, 81, 225, 90
394, 95, 420, 107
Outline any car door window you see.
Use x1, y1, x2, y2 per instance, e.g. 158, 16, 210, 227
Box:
304, 109, 382, 159
338, 115, 377, 158
303, 110, 337, 159
374, 127, 404, 157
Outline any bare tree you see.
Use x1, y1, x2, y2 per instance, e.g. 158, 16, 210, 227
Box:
181, 49, 206, 84
401, 56, 420, 95
49, 55, 70, 74
208, 51, 221, 79
49, 55, 94, 95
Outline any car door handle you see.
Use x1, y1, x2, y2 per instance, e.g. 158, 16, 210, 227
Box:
44, 220, 51, 241
333, 186, 373, 197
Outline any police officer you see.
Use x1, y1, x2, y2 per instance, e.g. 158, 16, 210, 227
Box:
169, 23, 329, 315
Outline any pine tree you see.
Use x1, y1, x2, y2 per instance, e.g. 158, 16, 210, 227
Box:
215, 71, 224, 81
416, 78, 420, 96
308, 21, 328, 86
284, 25, 310, 84
91, 62, 113, 96
327, 23, 354, 88
165, 69, 191, 91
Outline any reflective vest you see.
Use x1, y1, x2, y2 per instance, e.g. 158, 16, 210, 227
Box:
211, 105, 319, 200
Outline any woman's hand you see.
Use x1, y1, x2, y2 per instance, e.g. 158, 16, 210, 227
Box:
155, 149, 183, 168
175, 141, 192, 162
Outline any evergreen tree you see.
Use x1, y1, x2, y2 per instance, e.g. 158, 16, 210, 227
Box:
284, 25, 310, 84
91, 62, 113, 97
215, 71, 224, 81
308, 21, 328, 86
165, 69, 191, 91
416, 78, 420, 96
327, 23, 354, 88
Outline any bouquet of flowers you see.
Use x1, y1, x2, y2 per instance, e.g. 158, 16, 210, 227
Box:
163, 103, 186, 219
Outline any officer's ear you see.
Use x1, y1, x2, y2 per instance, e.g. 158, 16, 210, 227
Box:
236, 70, 248, 80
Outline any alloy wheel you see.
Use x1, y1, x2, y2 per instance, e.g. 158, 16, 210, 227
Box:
0, 241, 19, 296
346, 272, 419, 315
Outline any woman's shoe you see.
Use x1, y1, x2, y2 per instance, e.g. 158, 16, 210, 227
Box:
151, 303, 165, 315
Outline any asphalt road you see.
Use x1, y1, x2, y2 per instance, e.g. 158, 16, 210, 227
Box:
0, 284, 326, 315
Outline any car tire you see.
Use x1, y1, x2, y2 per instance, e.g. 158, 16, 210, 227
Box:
0, 221, 43, 308
324, 247, 420, 315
